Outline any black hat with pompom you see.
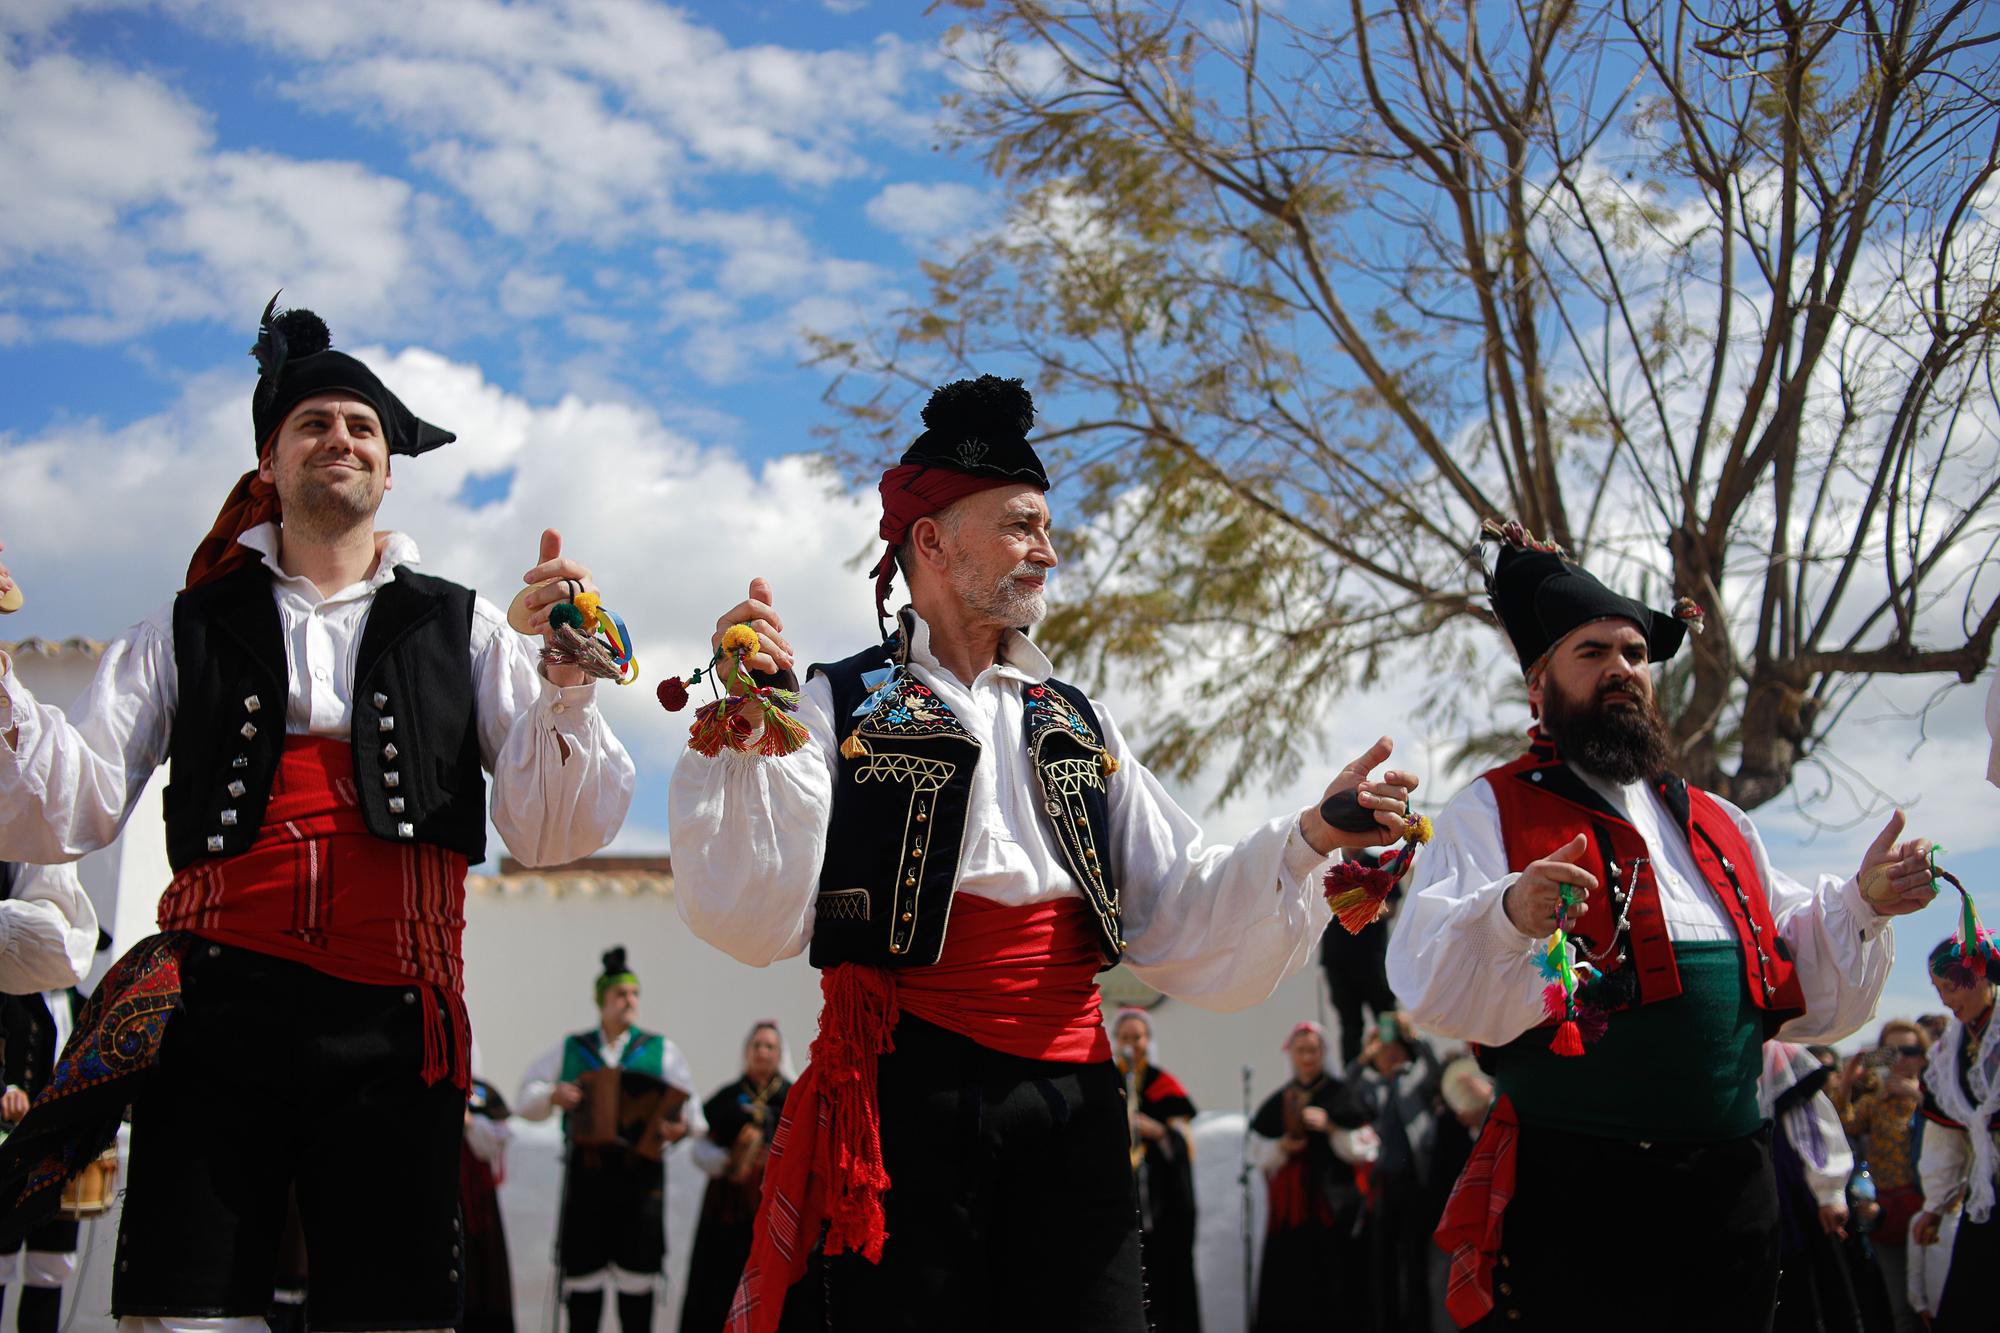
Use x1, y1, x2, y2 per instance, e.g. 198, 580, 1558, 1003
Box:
897, 374, 1048, 487
248, 292, 455, 458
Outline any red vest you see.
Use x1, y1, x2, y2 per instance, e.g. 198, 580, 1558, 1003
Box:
1482, 732, 1804, 1025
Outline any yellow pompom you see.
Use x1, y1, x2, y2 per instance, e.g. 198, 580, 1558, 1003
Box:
1099, 751, 1120, 776
1406, 813, 1433, 845
720, 624, 761, 658
573, 591, 602, 631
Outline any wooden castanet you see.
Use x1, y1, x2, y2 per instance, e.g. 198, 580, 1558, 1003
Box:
0, 582, 21, 614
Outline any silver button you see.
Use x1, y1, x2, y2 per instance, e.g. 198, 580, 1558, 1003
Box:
397, 822, 414, 838
1529, 771, 1543, 782
373, 692, 389, 709
227, 780, 246, 798
232, 754, 249, 769
383, 743, 398, 761
219, 809, 238, 826
208, 945, 222, 958
378, 716, 395, 733
388, 797, 406, 814
206, 835, 226, 853
240, 722, 258, 740
384, 771, 400, 789
403, 991, 417, 1004
244, 695, 261, 713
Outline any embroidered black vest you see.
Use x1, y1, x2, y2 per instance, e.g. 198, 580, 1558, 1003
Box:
165, 562, 488, 871
807, 617, 1122, 969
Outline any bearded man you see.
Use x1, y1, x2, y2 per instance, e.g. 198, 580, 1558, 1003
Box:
0, 298, 635, 1329
1388, 525, 1938, 1330
668, 376, 1421, 1333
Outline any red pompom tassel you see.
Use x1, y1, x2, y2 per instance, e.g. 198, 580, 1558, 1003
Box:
657, 677, 690, 712
1550, 1019, 1585, 1057
1323, 861, 1395, 934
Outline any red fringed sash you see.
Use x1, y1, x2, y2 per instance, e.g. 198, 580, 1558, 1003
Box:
726, 895, 1113, 1333
155, 735, 471, 1089
1434, 1094, 1520, 1328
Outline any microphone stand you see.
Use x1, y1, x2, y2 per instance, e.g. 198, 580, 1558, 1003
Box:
1239, 1063, 1254, 1333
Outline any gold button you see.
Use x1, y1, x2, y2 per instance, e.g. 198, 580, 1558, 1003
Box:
905, 874, 917, 886
1507, 1313, 1521, 1323
910, 846, 922, 858
901, 912, 913, 922
1084, 848, 1097, 860
1498, 1283, 1512, 1296
916, 811, 928, 823
1075, 816, 1087, 827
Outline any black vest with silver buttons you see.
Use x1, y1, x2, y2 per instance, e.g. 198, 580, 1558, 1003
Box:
163, 562, 488, 871
806, 619, 1123, 970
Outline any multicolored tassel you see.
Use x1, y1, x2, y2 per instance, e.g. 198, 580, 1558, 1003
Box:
1321, 812, 1433, 934
542, 591, 639, 684
1544, 884, 1586, 1057
665, 624, 811, 759
1932, 849, 2000, 986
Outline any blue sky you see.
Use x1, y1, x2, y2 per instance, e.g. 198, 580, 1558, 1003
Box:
3, 0, 1997, 1043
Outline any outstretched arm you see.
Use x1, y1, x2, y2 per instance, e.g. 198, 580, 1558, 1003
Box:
0, 610, 176, 862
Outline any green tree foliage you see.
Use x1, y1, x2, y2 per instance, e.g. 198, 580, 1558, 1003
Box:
818, 0, 2000, 808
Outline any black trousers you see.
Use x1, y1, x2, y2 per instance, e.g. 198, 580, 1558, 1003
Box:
112, 942, 465, 1329
1320, 925, 1396, 1067
560, 1152, 667, 1278
777, 1016, 1145, 1333
1933, 1208, 2000, 1332
1484, 1122, 1779, 1331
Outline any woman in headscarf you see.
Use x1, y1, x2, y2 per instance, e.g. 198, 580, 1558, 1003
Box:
1249, 1021, 1372, 1332
1114, 1008, 1201, 1333
1911, 934, 2000, 1332
679, 1021, 792, 1333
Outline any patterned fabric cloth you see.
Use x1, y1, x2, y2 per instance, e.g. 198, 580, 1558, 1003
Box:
0, 931, 193, 1243
1434, 1094, 1520, 1328
1848, 1084, 1923, 1192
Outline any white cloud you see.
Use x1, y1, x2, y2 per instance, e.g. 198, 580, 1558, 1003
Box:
0, 51, 426, 342
823, 0, 870, 13
865, 181, 992, 247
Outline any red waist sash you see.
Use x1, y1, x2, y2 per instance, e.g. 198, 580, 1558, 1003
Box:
155, 736, 471, 1089
726, 894, 1112, 1333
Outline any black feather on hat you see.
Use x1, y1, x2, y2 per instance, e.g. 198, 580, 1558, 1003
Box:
248, 291, 455, 458
899, 375, 1049, 487
1481, 520, 1703, 673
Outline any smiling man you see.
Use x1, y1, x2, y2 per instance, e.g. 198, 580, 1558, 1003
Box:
669, 375, 1421, 1333
1390, 524, 1938, 1330
0, 298, 635, 1331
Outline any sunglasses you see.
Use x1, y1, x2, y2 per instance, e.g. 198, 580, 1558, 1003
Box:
1891, 1045, 1925, 1059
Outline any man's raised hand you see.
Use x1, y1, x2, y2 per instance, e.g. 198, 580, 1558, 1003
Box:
1300, 736, 1421, 856
712, 577, 795, 683
1856, 811, 1936, 916
1503, 833, 1598, 937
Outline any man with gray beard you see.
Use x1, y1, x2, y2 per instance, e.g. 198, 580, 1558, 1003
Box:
1388, 523, 1938, 1331
668, 376, 1423, 1333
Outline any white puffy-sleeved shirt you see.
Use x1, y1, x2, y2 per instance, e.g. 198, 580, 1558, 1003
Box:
668, 612, 1335, 1013
0, 861, 97, 994
515, 1027, 707, 1146
1386, 762, 1892, 1048
0, 524, 635, 869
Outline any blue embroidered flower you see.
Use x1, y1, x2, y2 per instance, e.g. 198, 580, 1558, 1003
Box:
887, 706, 913, 723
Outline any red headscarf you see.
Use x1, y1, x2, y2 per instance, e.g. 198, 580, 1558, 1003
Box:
867, 463, 1019, 622
185, 436, 282, 591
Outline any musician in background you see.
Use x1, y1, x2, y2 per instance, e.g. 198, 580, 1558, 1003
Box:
519, 947, 703, 1333
680, 1021, 792, 1333
1249, 1021, 1373, 1333
1114, 1008, 1201, 1333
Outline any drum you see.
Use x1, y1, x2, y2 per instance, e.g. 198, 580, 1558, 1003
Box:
572, 1066, 688, 1162
58, 1144, 119, 1219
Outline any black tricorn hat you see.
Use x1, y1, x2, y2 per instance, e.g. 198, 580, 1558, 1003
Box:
899, 375, 1049, 488
249, 293, 455, 458
1482, 520, 1702, 672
